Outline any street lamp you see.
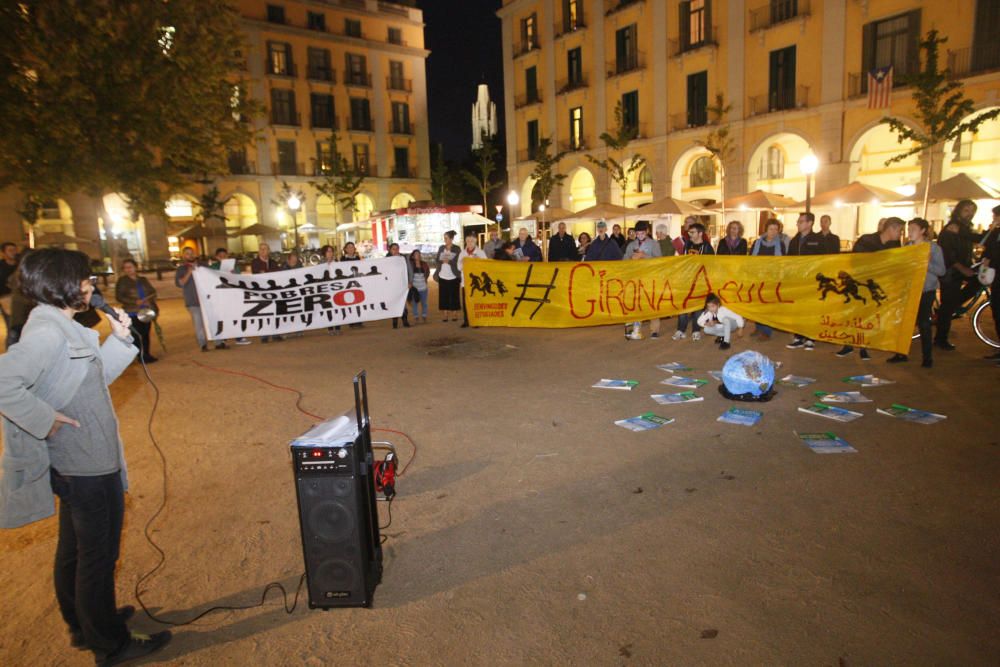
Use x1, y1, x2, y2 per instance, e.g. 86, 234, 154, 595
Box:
800, 153, 819, 213
505, 190, 520, 235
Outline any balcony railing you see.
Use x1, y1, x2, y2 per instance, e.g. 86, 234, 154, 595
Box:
669, 26, 719, 58
392, 165, 417, 178
390, 122, 414, 135
227, 158, 256, 175
517, 147, 541, 163
554, 18, 587, 39
669, 111, 718, 132
310, 114, 339, 130
344, 72, 373, 87
347, 117, 373, 132
556, 76, 588, 95
270, 111, 301, 127
847, 67, 916, 98
748, 85, 809, 116
273, 161, 306, 176
609, 51, 645, 77
749, 0, 810, 32
307, 67, 336, 83
558, 139, 587, 153
948, 44, 1000, 79
387, 76, 413, 92
514, 39, 540, 58
514, 90, 542, 109
354, 162, 376, 176
266, 61, 297, 77
605, 0, 644, 16
623, 122, 648, 140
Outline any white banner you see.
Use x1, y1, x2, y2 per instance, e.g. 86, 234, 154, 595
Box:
191, 258, 409, 340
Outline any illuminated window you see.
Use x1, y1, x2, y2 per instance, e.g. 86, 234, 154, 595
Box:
569, 107, 583, 150
690, 156, 716, 188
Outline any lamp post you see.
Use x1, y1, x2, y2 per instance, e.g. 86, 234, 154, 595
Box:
800, 153, 819, 214
506, 190, 519, 235
287, 193, 301, 251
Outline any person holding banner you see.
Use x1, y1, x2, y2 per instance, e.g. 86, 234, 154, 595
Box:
436, 231, 462, 321
409, 249, 431, 322
387, 244, 411, 330
250, 244, 284, 343
175, 247, 222, 352
458, 235, 487, 328
584, 221, 624, 261
673, 222, 714, 342
548, 222, 579, 262
786, 213, 825, 351
835, 217, 905, 360
512, 228, 542, 262
340, 242, 365, 330
655, 224, 676, 257
749, 220, 787, 341
624, 221, 661, 340
819, 215, 841, 254
716, 221, 748, 255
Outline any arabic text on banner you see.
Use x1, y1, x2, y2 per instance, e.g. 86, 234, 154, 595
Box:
192, 257, 409, 340
462, 244, 929, 354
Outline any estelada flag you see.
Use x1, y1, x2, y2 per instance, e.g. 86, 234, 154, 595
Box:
462, 244, 929, 355
868, 66, 893, 109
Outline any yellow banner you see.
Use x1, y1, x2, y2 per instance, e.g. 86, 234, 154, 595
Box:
463, 244, 929, 354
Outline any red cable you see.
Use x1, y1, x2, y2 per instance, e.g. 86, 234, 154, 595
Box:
191, 359, 415, 475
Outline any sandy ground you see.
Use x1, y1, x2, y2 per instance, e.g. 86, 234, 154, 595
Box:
0, 284, 998, 667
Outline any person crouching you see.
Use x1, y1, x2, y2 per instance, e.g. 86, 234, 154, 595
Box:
696, 293, 745, 350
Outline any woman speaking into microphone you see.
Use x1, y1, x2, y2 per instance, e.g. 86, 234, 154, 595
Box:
0, 248, 171, 665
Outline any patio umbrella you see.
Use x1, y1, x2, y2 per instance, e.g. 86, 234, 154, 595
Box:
228, 223, 281, 237
635, 196, 707, 217
564, 202, 637, 221
793, 181, 902, 208
707, 189, 798, 211
514, 206, 575, 222
915, 172, 999, 202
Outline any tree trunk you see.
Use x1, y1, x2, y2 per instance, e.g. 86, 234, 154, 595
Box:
718, 160, 727, 240
921, 148, 933, 219
92, 194, 121, 275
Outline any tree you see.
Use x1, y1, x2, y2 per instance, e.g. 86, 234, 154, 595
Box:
461, 130, 503, 215
0, 1, 257, 262
696, 94, 735, 232
430, 143, 455, 205
311, 133, 366, 237
884, 30, 1000, 217
585, 102, 646, 208
528, 137, 568, 234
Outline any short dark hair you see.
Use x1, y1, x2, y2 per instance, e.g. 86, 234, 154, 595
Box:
800, 212, 816, 223
765, 218, 782, 230
1, 242, 16, 253
321, 244, 335, 255
444, 230, 457, 240
19, 248, 92, 311
688, 222, 706, 233
214, 247, 228, 256
120, 258, 137, 270
495, 241, 514, 259
705, 293, 721, 307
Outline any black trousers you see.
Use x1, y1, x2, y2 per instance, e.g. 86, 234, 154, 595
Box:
50, 470, 129, 656
129, 315, 152, 359
917, 289, 935, 362
991, 279, 1000, 341
935, 277, 980, 343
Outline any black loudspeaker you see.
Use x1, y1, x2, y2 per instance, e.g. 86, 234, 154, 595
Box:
291, 372, 382, 608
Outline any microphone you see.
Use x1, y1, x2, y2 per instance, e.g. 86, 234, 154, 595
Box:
89, 292, 120, 320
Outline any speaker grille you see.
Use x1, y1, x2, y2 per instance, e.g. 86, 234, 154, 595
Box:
307, 499, 356, 543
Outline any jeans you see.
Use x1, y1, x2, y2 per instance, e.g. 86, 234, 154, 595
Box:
50, 470, 129, 656
186, 305, 207, 348
411, 288, 429, 319
755, 323, 773, 336
915, 289, 935, 361
677, 313, 701, 334
935, 277, 979, 343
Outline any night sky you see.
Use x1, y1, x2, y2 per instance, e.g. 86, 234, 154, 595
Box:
420, 0, 504, 161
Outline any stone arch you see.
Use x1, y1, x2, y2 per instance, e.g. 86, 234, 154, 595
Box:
390, 191, 415, 210
223, 192, 261, 252
941, 106, 1000, 227
567, 166, 596, 212
354, 192, 375, 221
848, 121, 922, 190
670, 146, 720, 204
519, 175, 537, 217
746, 132, 814, 202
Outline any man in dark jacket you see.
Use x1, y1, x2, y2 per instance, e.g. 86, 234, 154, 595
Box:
513, 227, 542, 261
610, 223, 627, 250
585, 220, 624, 261
547, 222, 580, 261
834, 217, 904, 360
250, 243, 283, 343
786, 212, 825, 350
935, 200, 984, 350
818, 214, 841, 254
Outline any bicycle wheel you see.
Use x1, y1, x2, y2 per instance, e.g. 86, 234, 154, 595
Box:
972, 298, 999, 348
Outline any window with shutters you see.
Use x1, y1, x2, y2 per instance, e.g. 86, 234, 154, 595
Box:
349, 97, 371, 131
345, 53, 368, 86
521, 14, 538, 51
353, 144, 370, 174
758, 145, 785, 180
861, 11, 920, 91
678, 0, 713, 52
527, 120, 539, 159
388, 27, 403, 45
621, 91, 639, 133
567, 48, 583, 87
569, 107, 584, 150
268, 42, 294, 76
525, 66, 539, 103
394, 147, 410, 178
307, 11, 325, 31
768, 46, 796, 111
345, 19, 362, 38
315, 140, 334, 175
636, 167, 652, 193
615, 24, 637, 74
277, 140, 297, 174
690, 156, 716, 188
686, 71, 707, 127
972, 0, 1000, 72
564, 0, 583, 32
310, 94, 335, 129
270, 89, 297, 125
391, 102, 410, 134
307, 48, 332, 81
266, 4, 285, 24
389, 61, 405, 90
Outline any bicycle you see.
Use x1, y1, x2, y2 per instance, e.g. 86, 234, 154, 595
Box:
912, 263, 996, 348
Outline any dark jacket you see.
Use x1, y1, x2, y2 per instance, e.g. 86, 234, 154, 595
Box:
682, 239, 715, 255
852, 233, 889, 253
610, 232, 627, 250
819, 232, 841, 254
787, 231, 825, 255
114, 275, 158, 314
584, 236, 624, 261
514, 237, 542, 262
657, 238, 676, 257
715, 237, 748, 255
548, 232, 580, 261
251, 256, 281, 273
938, 220, 982, 278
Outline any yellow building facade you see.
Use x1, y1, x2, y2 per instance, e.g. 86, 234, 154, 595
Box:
498, 0, 1000, 241
1, 0, 430, 262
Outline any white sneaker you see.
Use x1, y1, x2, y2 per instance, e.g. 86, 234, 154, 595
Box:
672, 331, 686, 341
692, 332, 702, 342
803, 340, 815, 351
628, 332, 644, 341
234, 337, 251, 345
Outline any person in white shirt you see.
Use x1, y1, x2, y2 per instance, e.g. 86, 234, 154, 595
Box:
696, 293, 745, 350
457, 234, 487, 328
